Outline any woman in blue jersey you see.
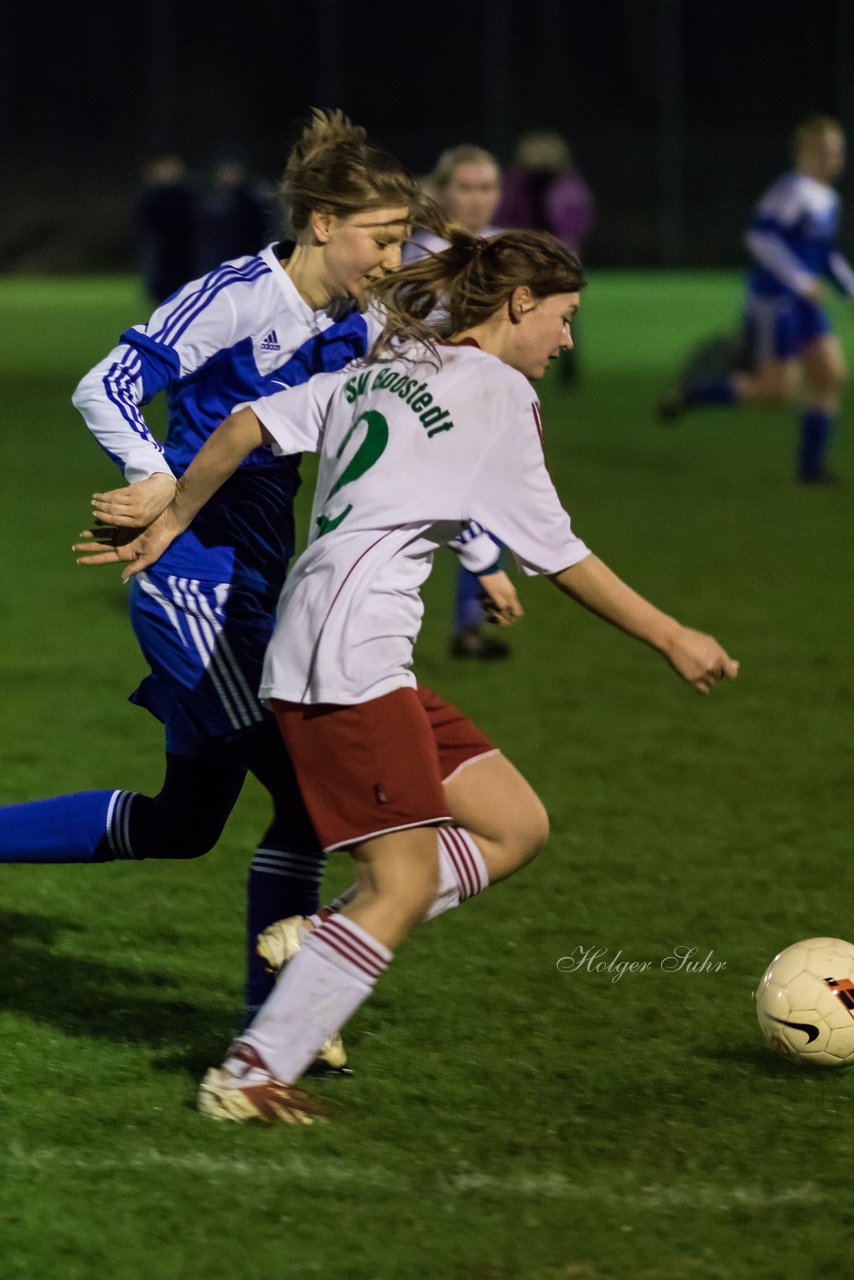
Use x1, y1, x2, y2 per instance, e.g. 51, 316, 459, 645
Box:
0, 112, 511, 1056
660, 115, 854, 483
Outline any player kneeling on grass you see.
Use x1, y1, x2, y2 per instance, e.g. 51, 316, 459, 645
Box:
78, 228, 739, 1124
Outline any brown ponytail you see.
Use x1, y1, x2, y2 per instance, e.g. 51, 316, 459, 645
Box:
371, 227, 586, 361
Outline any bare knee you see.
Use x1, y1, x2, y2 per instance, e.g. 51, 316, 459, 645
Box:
513, 793, 550, 865
803, 338, 847, 405
809, 362, 847, 401
737, 361, 799, 405
349, 830, 440, 937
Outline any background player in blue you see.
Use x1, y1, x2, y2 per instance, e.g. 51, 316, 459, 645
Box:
660, 115, 854, 483
0, 111, 500, 1044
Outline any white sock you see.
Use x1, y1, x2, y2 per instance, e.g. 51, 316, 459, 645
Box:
423, 826, 489, 922
238, 915, 392, 1083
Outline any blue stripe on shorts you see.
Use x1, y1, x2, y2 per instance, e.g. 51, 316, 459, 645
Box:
128, 567, 277, 755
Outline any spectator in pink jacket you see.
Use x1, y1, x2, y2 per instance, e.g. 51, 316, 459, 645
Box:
499, 132, 593, 385
498, 131, 594, 252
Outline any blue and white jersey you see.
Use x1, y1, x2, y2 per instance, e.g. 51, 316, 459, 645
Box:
745, 172, 854, 302
73, 244, 381, 593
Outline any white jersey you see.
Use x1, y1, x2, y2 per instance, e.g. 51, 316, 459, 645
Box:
248, 341, 590, 705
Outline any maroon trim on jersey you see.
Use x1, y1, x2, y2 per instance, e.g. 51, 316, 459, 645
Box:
439, 337, 482, 349
531, 399, 557, 483
531, 400, 545, 446
298, 529, 397, 703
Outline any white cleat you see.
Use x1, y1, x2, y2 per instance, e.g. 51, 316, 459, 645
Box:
257, 915, 309, 975
198, 1042, 330, 1125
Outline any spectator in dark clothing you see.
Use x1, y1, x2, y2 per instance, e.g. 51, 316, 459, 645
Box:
196, 162, 275, 273
136, 155, 198, 305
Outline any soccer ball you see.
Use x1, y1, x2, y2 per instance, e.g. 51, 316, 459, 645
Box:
755, 937, 854, 1067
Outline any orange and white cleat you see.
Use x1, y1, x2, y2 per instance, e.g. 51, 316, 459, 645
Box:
197, 1042, 331, 1125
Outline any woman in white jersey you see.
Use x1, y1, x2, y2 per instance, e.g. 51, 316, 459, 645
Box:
85, 229, 739, 1123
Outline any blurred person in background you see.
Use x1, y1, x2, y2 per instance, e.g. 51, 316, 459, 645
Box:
136, 154, 198, 304
406, 143, 503, 257
660, 115, 854, 484
498, 130, 595, 385
406, 145, 510, 661
197, 160, 276, 274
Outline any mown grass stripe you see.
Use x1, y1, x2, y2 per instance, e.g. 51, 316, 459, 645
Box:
0, 1145, 825, 1209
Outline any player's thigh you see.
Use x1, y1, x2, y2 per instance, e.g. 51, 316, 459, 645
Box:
443, 751, 549, 864
344, 826, 441, 948
351, 826, 440, 907
418, 683, 549, 857
743, 355, 801, 401
802, 333, 847, 394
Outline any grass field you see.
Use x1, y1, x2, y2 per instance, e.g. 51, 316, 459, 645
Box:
0, 273, 853, 1279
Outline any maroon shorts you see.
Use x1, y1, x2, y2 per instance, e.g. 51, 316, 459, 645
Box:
272, 683, 496, 852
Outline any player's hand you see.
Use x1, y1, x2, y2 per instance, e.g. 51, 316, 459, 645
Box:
73, 509, 182, 579
661, 625, 739, 694
478, 570, 524, 628
90, 473, 178, 528
801, 280, 825, 305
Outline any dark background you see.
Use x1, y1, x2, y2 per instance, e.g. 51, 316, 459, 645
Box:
3, 0, 853, 272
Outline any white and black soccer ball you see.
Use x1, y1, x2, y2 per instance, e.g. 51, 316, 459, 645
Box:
755, 937, 854, 1067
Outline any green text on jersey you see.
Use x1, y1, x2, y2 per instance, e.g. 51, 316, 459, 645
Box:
343, 367, 455, 438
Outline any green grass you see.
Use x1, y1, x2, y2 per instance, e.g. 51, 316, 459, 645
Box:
0, 273, 853, 1279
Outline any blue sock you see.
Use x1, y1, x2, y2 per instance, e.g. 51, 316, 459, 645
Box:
684, 377, 737, 408
454, 565, 486, 631
243, 845, 326, 1023
0, 790, 137, 862
798, 409, 833, 480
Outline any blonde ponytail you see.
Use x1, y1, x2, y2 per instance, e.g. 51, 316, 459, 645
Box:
279, 109, 422, 238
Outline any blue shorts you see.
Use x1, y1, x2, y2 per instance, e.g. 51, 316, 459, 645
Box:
743, 293, 831, 362
128, 567, 278, 757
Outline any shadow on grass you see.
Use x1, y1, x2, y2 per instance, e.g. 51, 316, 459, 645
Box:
0, 908, 234, 1069
704, 1043, 840, 1080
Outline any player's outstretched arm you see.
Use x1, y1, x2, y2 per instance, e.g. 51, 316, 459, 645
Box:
550, 554, 739, 694
73, 408, 267, 574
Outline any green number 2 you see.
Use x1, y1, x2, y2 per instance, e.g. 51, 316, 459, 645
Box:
315, 409, 389, 537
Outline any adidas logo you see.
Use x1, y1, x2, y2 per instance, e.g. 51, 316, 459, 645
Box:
259, 329, 280, 352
